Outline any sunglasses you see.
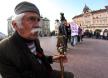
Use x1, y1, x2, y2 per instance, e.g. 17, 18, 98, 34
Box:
28, 16, 40, 22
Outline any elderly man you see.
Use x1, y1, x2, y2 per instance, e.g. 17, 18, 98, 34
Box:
0, 1, 74, 78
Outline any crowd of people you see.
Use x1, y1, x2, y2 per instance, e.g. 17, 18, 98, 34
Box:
57, 17, 84, 53
57, 15, 108, 54
83, 29, 108, 40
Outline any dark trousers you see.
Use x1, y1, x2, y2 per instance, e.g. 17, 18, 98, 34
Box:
77, 35, 80, 42
50, 70, 74, 78
63, 37, 68, 52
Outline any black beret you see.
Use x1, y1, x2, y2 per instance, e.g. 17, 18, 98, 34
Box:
14, 1, 40, 16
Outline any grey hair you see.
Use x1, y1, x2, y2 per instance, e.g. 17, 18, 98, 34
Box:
12, 13, 25, 28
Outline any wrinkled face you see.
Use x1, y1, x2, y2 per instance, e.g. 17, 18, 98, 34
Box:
13, 12, 40, 40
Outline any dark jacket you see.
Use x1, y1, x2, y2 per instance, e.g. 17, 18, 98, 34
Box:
65, 24, 71, 36
0, 32, 53, 78
59, 23, 67, 36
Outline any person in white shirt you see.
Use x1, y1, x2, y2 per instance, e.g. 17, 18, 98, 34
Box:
70, 21, 79, 46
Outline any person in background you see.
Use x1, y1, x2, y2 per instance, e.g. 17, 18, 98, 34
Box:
59, 19, 68, 52
70, 21, 79, 46
65, 23, 71, 43
0, 1, 74, 78
78, 26, 83, 42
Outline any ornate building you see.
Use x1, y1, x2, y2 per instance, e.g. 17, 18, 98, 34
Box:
7, 16, 14, 36
54, 19, 60, 35
72, 5, 108, 33
39, 17, 50, 36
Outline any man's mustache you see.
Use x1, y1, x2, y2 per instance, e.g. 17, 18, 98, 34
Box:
31, 28, 41, 33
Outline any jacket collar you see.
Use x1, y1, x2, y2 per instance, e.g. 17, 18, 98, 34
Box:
10, 32, 34, 49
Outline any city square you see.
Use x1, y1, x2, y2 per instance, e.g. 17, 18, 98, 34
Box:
0, 0, 108, 78
40, 36, 108, 78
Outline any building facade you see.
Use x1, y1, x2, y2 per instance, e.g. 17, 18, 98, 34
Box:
7, 16, 14, 36
72, 5, 108, 33
39, 17, 50, 37
54, 19, 60, 35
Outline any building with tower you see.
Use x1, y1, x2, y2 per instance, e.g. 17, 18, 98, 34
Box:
73, 5, 108, 34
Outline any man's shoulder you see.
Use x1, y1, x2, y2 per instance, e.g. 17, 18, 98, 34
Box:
0, 37, 11, 49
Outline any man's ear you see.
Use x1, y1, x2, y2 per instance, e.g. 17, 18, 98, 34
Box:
12, 20, 17, 30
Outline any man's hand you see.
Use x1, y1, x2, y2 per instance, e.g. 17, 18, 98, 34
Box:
52, 54, 68, 63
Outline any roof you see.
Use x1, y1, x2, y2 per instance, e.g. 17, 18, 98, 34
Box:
73, 7, 107, 19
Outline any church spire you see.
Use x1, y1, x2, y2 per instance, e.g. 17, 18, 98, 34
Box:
83, 4, 91, 13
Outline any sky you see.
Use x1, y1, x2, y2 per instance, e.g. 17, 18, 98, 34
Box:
0, 0, 108, 35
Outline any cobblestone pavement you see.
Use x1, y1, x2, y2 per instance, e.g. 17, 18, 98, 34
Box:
39, 36, 108, 78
